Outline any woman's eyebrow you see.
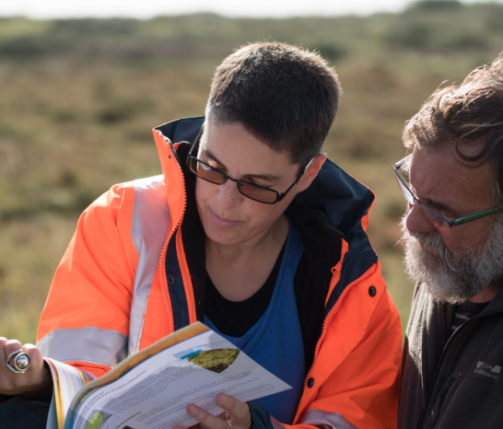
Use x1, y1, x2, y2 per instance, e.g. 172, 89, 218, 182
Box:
201, 148, 281, 181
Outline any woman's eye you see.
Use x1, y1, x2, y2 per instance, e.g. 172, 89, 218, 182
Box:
247, 180, 270, 189
206, 160, 224, 171
200, 163, 213, 172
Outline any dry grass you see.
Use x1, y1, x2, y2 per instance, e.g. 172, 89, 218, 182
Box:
1, 7, 502, 342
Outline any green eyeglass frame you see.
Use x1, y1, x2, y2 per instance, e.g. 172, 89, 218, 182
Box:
393, 154, 501, 235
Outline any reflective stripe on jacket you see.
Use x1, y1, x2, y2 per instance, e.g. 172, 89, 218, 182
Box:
37, 117, 402, 429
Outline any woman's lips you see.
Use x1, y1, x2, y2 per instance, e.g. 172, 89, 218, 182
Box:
209, 209, 241, 228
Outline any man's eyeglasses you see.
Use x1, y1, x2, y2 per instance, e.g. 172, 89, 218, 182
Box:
186, 126, 310, 205
393, 154, 501, 235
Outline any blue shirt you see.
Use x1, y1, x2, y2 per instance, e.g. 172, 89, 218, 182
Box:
205, 225, 305, 423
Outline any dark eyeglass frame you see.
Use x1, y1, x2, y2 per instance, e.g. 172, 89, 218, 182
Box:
393, 154, 501, 235
186, 126, 307, 205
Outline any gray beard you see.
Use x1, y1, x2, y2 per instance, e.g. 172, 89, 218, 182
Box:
400, 216, 503, 303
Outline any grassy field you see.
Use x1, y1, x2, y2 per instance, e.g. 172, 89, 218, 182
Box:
1, 0, 502, 343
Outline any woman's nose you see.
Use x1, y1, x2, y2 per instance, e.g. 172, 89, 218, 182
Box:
217, 178, 242, 209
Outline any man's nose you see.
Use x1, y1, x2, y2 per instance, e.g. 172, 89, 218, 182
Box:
405, 201, 437, 234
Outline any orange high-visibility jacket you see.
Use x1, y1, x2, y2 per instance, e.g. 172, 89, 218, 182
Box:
37, 117, 402, 429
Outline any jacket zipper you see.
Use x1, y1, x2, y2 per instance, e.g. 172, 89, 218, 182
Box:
416, 308, 494, 428
416, 322, 465, 429
425, 376, 456, 427
157, 137, 188, 335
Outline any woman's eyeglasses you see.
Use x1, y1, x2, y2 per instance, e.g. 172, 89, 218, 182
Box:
186, 126, 310, 205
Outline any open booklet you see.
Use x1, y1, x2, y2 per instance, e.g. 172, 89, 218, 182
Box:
44, 322, 291, 429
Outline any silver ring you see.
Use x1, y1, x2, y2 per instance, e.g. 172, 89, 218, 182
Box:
6, 349, 31, 374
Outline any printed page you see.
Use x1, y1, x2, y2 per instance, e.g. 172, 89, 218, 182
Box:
67, 327, 291, 429
45, 358, 96, 429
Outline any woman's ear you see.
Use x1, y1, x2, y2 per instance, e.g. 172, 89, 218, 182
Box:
297, 153, 327, 193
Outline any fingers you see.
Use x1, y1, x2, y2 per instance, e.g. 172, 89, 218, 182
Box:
19, 343, 45, 375
187, 403, 230, 429
2, 337, 23, 367
4, 339, 44, 377
183, 395, 251, 429
3, 338, 23, 357
215, 394, 250, 424
0, 337, 51, 397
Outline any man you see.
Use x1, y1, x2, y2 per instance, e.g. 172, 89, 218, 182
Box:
396, 54, 503, 429
1, 42, 402, 428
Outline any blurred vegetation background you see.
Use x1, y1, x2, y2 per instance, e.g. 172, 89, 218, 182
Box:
1, 0, 502, 343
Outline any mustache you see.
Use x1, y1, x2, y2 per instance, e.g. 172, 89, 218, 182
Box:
399, 219, 450, 259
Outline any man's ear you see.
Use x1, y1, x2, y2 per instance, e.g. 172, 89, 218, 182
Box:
297, 153, 327, 193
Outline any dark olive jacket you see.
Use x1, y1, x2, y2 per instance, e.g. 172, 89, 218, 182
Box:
398, 282, 503, 429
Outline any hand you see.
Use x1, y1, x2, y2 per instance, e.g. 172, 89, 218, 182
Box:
174, 394, 251, 429
0, 337, 53, 399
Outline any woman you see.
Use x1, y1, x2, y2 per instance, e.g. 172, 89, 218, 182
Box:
1, 42, 402, 429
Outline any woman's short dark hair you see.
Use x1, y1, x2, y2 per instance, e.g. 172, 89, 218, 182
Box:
206, 42, 342, 167
403, 53, 503, 204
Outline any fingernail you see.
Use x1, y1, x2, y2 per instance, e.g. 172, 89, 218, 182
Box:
217, 394, 229, 407
187, 403, 198, 416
